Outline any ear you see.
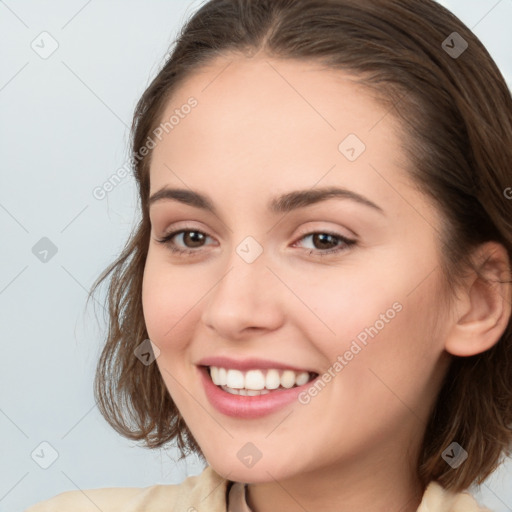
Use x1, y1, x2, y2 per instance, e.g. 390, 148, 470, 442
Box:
444, 241, 512, 357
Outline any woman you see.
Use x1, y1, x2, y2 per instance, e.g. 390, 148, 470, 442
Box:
26, 0, 512, 510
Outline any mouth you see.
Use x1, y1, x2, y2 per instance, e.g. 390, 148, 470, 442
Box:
202, 365, 319, 396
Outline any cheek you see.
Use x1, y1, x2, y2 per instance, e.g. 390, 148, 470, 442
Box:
141, 258, 203, 402
331, 275, 445, 420
141, 255, 202, 350
293, 256, 444, 379
284, 263, 405, 355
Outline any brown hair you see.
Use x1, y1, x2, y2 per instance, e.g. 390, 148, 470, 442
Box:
88, 0, 512, 492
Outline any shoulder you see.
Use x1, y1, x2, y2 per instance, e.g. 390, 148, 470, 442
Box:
24, 466, 230, 512
418, 480, 493, 512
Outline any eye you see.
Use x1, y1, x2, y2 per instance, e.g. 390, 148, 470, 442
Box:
293, 231, 356, 257
154, 228, 356, 258
155, 227, 214, 256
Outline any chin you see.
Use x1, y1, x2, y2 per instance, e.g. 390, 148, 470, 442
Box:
205, 451, 295, 483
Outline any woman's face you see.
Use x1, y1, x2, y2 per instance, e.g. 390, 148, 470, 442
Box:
142, 55, 453, 483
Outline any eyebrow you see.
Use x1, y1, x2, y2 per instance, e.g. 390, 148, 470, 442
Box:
148, 186, 385, 215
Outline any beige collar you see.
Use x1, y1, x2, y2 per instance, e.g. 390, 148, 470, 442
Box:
227, 479, 491, 512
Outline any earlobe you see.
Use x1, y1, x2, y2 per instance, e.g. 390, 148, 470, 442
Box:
444, 241, 512, 357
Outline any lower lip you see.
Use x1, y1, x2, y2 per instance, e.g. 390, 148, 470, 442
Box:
199, 366, 318, 419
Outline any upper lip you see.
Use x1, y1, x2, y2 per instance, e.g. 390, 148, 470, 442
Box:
197, 356, 317, 373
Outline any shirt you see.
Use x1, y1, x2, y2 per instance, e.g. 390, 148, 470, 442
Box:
24, 464, 492, 511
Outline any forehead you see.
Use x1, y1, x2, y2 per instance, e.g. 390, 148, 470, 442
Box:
148, 55, 417, 215
153, 55, 400, 153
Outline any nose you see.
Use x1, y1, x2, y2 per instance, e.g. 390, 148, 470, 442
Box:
200, 248, 284, 339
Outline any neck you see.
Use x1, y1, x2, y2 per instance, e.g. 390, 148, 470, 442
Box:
245, 444, 425, 512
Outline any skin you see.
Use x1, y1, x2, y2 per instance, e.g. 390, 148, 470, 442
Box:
141, 54, 511, 512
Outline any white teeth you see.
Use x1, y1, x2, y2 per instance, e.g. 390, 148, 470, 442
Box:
245, 369, 266, 390
265, 369, 281, 390
220, 385, 270, 395
221, 385, 240, 395
218, 367, 227, 386
246, 389, 264, 396
281, 370, 296, 389
226, 369, 245, 388
295, 371, 310, 386
209, 366, 314, 392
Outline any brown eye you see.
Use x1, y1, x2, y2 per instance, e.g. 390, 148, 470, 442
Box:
311, 233, 340, 250
179, 230, 207, 248
294, 231, 356, 257
155, 228, 213, 255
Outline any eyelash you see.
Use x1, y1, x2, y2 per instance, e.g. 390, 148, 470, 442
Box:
155, 227, 357, 258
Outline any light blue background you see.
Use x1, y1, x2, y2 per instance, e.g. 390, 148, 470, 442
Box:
1, 1, 511, 511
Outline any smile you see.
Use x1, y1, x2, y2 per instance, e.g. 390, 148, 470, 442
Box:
207, 366, 317, 395
198, 364, 321, 418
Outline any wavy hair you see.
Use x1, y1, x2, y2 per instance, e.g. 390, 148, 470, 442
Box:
87, 0, 512, 492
